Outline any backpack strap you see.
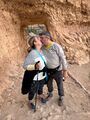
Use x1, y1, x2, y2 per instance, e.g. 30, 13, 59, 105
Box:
35, 49, 47, 66
35, 49, 48, 81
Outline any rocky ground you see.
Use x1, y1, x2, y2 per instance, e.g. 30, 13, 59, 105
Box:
0, 63, 90, 120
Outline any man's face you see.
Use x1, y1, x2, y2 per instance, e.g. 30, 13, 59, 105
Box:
40, 35, 49, 46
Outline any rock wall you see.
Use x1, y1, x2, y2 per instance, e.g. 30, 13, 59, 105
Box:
0, 0, 90, 93
0, 4, 27, 94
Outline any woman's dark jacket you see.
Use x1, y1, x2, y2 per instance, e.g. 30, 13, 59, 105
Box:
21, 67, 47, 95
21, 70, 38, 95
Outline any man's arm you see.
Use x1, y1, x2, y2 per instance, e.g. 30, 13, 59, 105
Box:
55, 43, 68, 80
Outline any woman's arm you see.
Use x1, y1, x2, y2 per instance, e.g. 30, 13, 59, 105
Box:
23, 51, 35, 70
23, 51, 41, 71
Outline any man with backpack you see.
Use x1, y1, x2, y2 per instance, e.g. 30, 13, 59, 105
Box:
39, 32, 68, 106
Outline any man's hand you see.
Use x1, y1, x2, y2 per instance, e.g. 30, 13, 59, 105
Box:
62, 70, 68, 81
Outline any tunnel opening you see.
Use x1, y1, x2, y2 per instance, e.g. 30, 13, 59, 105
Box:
23, 24, 47, 51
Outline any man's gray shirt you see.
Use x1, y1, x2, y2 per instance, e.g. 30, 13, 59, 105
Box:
42, 42, 68, 70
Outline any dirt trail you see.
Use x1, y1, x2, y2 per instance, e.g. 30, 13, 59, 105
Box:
0, 63, 90, 120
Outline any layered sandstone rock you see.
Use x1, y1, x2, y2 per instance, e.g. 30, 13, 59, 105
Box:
0, 0, 90, 93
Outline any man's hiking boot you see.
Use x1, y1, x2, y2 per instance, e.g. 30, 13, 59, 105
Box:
29, 102, 35, 110
40, 97, 47, 104
38, 95, 47, 104
58, 96, 64, 106
46, 92, 53, 101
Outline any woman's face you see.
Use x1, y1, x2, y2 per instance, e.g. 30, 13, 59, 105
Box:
34, 36, 42, 48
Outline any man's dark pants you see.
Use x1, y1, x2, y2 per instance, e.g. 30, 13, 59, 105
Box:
47, 70, 64, 97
